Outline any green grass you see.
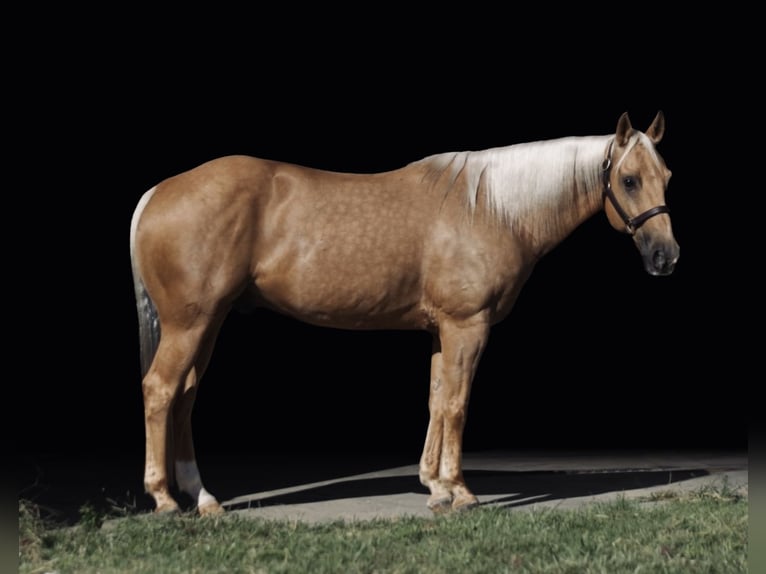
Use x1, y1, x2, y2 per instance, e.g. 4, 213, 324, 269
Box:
20, 489, 747, 574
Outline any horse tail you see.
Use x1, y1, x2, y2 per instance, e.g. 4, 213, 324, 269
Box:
130, 186, 161, 376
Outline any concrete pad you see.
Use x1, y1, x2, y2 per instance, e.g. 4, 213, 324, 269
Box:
222, 450, 748, 523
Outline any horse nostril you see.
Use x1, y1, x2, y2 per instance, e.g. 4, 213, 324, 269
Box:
653, 249, 667, 271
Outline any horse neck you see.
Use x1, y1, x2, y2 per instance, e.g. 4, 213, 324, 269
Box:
472, 135, 611, 254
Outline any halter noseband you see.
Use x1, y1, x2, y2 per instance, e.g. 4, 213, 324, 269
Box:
601, 140, 670, 235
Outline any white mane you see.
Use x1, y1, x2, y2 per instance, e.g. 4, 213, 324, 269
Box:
416, 135, 611, 232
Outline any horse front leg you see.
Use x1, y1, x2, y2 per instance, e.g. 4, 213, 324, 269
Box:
419, 317, 489, 513
419, 337, 451, 511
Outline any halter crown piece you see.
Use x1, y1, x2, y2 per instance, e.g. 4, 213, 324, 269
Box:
601, 139, 670, 235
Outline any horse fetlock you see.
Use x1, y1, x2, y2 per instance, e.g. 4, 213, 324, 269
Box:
424, 478, 453, 513
418, 470, 437, 488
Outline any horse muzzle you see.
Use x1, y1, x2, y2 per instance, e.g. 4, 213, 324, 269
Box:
640, 239, 680, 276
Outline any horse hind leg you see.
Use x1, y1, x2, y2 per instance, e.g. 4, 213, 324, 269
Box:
172, 375, 223, 515
171, 321, 226, 516
142, 325, 210, 514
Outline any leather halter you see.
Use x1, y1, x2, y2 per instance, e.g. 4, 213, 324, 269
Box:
601, 139, 670, 235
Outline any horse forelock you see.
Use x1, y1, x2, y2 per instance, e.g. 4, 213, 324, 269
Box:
614, 131, 662, 172
419, 136, 610, 232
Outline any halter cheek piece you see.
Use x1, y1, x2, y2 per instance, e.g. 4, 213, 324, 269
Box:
601, 140, 670, 235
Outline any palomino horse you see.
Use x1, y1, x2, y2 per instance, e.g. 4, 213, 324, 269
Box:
130, 111, 678, 515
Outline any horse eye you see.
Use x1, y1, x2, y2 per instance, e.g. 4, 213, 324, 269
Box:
622, 176, 637, 191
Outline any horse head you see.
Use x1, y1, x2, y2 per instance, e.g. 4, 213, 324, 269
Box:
603, 111, 680, 276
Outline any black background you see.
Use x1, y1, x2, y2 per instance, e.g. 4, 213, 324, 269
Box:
20, 12, 752, 499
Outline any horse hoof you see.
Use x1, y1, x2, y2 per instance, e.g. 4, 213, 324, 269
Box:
427, 497, 453, 514
452, 495, 480, 512
198, 501, 225, 516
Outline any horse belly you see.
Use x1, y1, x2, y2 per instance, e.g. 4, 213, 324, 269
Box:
252, 183, 429, 329
266, 271, 422, 329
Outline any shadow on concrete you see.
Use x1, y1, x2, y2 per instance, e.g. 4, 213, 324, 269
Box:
223, 468, 710, 511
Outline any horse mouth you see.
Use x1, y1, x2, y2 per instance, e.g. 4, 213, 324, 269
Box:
646, 265, 675, 277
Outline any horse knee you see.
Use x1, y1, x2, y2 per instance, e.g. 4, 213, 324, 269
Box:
444, 400, 468, 430
142, 373, 178, 419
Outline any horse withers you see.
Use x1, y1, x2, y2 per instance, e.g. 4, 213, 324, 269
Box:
130, 111, 678, 515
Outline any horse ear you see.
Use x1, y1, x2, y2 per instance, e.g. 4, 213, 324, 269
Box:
616, 112, 633, 146
645, 110, 665, 144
